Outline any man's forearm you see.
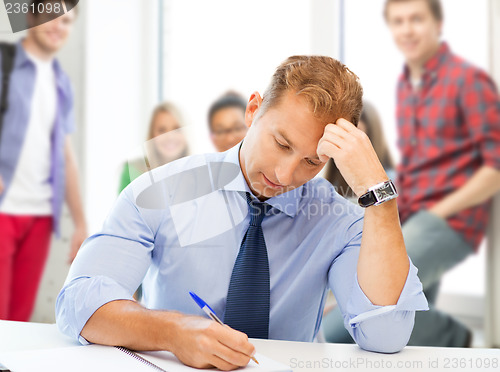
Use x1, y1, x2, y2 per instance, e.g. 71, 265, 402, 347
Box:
65, 139, 86, 227
431, 165, 500, 219
81, 299, 256, 370
81, 300, 180, 351
357, 199, 409, 306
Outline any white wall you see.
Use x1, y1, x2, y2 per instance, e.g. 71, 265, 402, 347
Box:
84, 0, 159, 234
486, 0, 500, 348
161, 0, 322, 155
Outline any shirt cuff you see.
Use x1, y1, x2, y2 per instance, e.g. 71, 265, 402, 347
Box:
56, 275, 134, 342
78, 335, 90, 345
346, 258, 429, 328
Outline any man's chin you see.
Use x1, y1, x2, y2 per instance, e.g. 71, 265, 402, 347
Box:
38, 39, 64, 54
256, 186, 293, 200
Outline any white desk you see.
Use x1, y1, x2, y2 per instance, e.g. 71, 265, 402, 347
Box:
1, 320, 499, 371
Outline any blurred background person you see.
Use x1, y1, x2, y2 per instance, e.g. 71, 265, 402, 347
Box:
385, 0, 500, 347
208, 91, 248, 152
0, 0, 85, 322
324, 100, 395, 200
119, 102, 189, 192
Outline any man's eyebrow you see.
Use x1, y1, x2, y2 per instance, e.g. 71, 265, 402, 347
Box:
277, 130, 321, 161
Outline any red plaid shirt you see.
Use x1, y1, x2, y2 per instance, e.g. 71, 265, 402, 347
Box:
396, 42, 500, 250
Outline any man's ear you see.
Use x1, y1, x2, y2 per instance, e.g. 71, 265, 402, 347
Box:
245, 91, 263, 128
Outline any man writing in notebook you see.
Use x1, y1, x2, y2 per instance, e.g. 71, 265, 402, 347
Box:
57, 56, 427, 370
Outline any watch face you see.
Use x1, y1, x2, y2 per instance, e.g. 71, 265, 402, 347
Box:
374, 183, 395, 201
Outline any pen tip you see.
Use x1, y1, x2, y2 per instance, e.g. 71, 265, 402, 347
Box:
189, 291, 206, 309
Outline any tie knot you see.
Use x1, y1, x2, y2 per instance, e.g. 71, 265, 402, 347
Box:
246, 193, 270, 226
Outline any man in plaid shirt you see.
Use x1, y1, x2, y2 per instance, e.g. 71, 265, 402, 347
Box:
386, 0, 500, 347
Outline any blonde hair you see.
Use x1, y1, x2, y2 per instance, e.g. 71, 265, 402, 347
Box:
147, 102, 184, 141
144, 102, 189, 169
260, 55, 363, 126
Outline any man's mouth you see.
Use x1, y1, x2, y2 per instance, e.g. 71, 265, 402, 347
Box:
262, 173, 283, 189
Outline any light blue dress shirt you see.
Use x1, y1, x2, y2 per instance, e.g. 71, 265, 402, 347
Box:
56, 144, 428, 353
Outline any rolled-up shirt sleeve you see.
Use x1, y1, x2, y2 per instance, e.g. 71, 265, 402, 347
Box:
460, 69, 500, 171
56, 185, 156, 342
328, 219, 428, 353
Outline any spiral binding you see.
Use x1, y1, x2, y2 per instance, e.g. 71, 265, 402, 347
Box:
115, 346, 168, 371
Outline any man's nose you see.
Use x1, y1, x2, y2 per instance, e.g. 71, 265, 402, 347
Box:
401, 19, 413, 35
275, 157, 300, 186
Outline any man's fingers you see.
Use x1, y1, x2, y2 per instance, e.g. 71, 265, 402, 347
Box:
214, 340, 252, 368
208, 354, 241, 371
324, 123, 348, 139
171, 316, 254, 370
317, 136, 341, 162
335, 118, 357, 132
216, 327, 255, 361
204, 328, 253, 370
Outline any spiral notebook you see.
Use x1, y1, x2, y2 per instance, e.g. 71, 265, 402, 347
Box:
0, 344, 292, 372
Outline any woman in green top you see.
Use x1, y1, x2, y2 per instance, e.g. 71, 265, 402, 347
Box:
119, 102, 189, 193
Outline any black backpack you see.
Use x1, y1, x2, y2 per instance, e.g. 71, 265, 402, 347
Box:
0, 43, 16, 146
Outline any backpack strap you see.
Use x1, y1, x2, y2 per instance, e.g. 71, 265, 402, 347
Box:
0, 43, 17, 145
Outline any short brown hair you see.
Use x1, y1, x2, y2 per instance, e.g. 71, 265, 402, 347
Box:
384, 0, 443, 22
260, 55, 363, 127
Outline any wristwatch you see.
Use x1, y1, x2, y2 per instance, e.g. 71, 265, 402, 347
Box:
358, 180, 398, 208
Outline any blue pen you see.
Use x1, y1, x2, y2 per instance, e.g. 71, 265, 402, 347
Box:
189, 291, 224, 325
189, 291, 259, 364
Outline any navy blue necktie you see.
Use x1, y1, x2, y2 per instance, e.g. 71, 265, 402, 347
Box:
224, 193, 271, 339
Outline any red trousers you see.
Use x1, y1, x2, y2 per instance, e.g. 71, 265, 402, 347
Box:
0, 213, 52, 321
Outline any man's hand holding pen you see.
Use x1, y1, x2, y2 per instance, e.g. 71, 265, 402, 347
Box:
169, 314, 255, 371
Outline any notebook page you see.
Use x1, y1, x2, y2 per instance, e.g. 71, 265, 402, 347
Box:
0, 344, 291, 372
0, 345, 153, 372
138, 350, 291, 371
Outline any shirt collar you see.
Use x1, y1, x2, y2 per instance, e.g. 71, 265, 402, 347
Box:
14, 39, 32, 68
403, 41, 450, 81
15, 39, 70, 96
423, 41, 450, 72
221, 141, 303, 217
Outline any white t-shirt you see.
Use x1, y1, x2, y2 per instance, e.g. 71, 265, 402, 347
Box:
0, 52, 57, 215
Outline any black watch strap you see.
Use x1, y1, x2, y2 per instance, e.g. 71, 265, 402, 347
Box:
358, 190, 377, 208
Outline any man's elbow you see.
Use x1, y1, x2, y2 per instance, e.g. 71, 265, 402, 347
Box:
352, 311, 415, 354
55, 287, 79, 340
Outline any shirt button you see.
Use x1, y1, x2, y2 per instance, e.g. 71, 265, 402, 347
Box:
411, 139, 417, 146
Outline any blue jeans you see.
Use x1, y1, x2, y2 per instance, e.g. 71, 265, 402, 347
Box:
322, 210, 474, 347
